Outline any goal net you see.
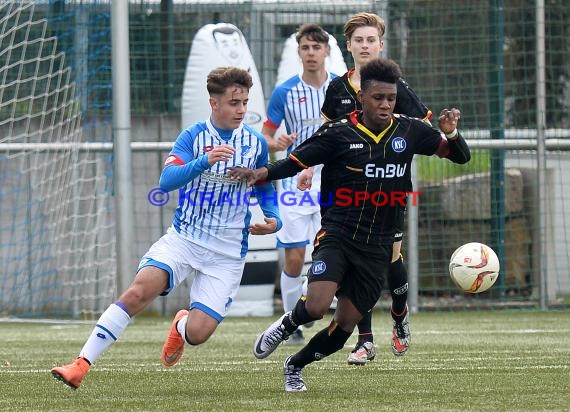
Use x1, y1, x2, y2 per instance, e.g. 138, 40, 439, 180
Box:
0, 2, 115, 319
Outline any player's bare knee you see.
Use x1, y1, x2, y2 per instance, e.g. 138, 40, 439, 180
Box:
284, 247, 306, 275
284, 258, 304, 276
118, 286, 149, 311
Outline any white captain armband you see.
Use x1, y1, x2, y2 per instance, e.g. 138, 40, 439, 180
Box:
445, 129, 458, 139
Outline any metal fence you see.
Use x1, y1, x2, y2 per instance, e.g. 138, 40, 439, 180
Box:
1, 0, 569, 317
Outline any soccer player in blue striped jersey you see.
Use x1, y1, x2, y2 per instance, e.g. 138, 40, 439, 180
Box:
51, 67, 282, 390
261, 24, 337, 345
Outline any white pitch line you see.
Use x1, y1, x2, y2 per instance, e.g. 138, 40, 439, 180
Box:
10, 363, 570, 375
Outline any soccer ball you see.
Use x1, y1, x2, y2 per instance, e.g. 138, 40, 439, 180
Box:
449, 242, 500, 293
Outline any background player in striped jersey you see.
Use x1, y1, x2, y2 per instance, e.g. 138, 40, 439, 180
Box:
232, 57, 470, 392
51, 67, 282, 390
307, 12, 432, 364
261, 24, 337, 344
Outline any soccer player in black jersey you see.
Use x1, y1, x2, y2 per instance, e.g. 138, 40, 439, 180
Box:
229, 57, 470, 392
305, 12, 433, 363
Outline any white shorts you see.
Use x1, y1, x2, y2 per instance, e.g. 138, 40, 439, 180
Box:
276, 197, 321, 248
138, 228, 245, 322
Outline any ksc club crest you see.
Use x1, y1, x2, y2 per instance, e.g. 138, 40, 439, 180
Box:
311, 261, 327, 275
392, 137, 406, 153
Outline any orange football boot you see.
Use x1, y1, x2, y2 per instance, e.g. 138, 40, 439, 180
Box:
161, 309, 189, 367
51, 357, 90, 389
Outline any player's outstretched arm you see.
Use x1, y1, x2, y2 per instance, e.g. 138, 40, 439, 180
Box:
228, 157, 303, 185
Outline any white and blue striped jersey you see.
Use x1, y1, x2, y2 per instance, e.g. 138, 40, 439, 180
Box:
264, 73, 337, 195
165, 118, 270, 259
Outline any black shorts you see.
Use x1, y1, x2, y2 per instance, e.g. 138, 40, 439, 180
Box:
307, 231, 392, 315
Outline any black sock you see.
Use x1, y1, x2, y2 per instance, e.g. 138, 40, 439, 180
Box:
282, 298, 322, 333
356, 311, 373, 343
388, 257, 409, 319
290, 321, 352, 368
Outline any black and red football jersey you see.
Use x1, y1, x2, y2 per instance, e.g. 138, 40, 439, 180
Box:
286, 112, 445, 245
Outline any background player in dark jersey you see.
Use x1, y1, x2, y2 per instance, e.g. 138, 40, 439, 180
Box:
309, 11, 432, 364
229, 57, 470, 392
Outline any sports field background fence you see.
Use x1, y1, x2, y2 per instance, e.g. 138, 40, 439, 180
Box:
1, 0, 569, 318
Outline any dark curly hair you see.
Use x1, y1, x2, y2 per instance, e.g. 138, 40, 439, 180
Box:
360, 58, 402, 90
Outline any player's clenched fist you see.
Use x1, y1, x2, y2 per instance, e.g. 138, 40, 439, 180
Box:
438, 108, 461, 136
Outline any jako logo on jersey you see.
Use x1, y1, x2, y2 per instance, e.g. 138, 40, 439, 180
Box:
311, 261, 327, 275
298, 96, 307, 103
203, 146, 214, 153
364, 163, 407, 178
392, 137, 406, 153
350, 143, 364, 149
341, 98, 351, 104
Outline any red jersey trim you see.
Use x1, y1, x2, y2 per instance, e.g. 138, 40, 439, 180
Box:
263, 119, 279, 129
164, 154, 185, 166
435, 137, 450, 158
